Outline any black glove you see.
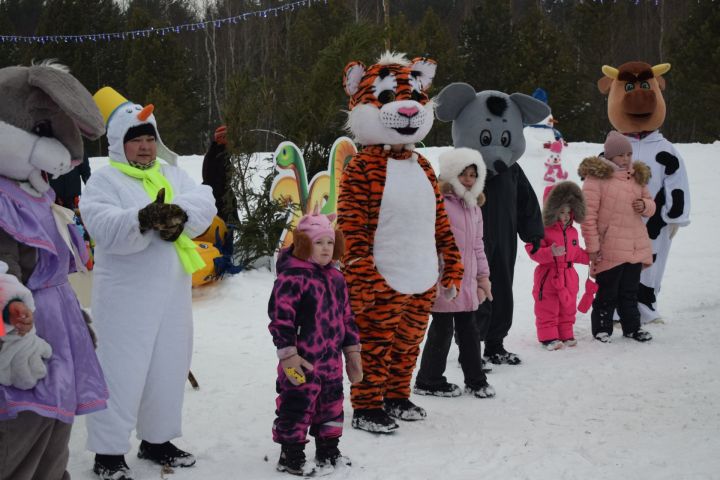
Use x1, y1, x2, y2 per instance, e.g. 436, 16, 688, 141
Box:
158, 224, 184, 242
529, 237, 542, 254
138, 188, 188, 234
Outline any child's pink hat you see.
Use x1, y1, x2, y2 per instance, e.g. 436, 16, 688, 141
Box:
604, 130, 632, 159
296, 209, 336, 242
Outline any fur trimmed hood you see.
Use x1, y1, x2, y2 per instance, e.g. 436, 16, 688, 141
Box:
577, 156, 651, 186
543, 181, 585, 226
438, 148, 487, 206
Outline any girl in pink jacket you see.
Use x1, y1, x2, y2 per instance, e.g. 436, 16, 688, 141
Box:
527, 181, 589, 350
414, 148, 495, 399
578, 131, 655, 343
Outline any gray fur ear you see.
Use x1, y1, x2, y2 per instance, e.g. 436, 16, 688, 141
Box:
435, 82, 477, 122
28, 65, 105, 140
509, 92, 551, 125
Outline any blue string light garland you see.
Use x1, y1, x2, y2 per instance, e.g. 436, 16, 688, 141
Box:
0, 0, 326, 44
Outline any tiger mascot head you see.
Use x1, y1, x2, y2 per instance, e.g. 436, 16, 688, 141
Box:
342, 51, 437, 147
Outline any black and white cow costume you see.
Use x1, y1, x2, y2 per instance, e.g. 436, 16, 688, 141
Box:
598, 62, 690, 323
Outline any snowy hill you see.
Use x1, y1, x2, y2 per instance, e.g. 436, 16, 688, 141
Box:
70, 133, 720, 479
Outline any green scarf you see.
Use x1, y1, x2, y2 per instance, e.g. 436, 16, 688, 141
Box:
109, 160, 205, 275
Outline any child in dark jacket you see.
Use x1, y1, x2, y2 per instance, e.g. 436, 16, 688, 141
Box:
526, 181, 589, 350
268, 211, 362, 477
414, 148, 495, 399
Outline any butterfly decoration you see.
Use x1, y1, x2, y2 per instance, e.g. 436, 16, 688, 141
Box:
270, 137, 357, 249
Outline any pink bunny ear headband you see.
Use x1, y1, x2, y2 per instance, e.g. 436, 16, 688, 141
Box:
295, 204, 336, 242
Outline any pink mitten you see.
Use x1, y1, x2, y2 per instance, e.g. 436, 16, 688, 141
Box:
578, 278, 599, 313
477, 277, 493, 303
343, 346, 363, 384
280, 353, 314, 386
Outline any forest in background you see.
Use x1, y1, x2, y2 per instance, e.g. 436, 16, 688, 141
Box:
1, 0, 718, 174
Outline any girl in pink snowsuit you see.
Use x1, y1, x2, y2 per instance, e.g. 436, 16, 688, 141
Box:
526, 181, 589, 350
268, 211, 362, 476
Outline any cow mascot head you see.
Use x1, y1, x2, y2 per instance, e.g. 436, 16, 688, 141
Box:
598, 61, 670, 135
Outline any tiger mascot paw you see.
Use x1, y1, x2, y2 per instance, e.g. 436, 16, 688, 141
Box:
345, 256, 389, 313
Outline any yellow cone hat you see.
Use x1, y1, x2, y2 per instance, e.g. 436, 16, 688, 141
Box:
93, 86, 131, 126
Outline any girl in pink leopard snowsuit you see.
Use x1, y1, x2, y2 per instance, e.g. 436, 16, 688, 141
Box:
526, 181, 589, 350
268, 211, 362, 476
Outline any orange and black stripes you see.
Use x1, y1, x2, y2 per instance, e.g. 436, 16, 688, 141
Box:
350, 286, 436, 409
337, 146, 464, 409
344, 59, 433, 110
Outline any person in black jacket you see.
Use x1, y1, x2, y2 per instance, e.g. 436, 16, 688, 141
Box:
436, 84, 550, 365
202, 125, 239, 225
50, 154, 91, 209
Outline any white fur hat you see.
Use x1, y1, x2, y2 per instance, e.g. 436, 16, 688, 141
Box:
438, 148, 487, 205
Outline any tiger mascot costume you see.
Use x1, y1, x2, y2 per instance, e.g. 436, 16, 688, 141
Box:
338, 52, 463, 433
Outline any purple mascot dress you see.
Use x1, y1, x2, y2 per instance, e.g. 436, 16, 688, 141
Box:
0, 177, 107, 422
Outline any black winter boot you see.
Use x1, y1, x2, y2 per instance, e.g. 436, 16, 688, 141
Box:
137, 440, 196, 468
277, 443, 316, 476
483, 344, 521, 365
93, 454, 134, 480
351, 408, 399, 434
464, 382, 496, 399
383, 398, 427, 421
315, 437, 351, 473
413, 381, 462, 397
624, 328, 653, 342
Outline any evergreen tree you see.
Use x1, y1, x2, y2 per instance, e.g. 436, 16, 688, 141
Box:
224, 71, 288, 268
566, 1, 639, 141
276, 2, 382, 175
0, 0, 44, 66
29, 0, 126, 92
124, 0, 204, 153
664, 0, 720, 142
288, 24, 384, 176
458, 0, 516, 92
509, 2, 581, 140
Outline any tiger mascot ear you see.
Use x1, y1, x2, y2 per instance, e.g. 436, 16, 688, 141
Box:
409, 57, 437, 92
343, 61, 366, 98
292, 231, 313, 261
332, 229, 345, 261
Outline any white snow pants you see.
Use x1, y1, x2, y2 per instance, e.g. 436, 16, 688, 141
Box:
639, 226, 674, 323
86, 309, 193, 454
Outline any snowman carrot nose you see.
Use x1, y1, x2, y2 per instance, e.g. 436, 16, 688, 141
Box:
137, 104, 154, 121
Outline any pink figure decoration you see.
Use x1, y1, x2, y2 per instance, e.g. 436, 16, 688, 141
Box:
542, 139, 569, 185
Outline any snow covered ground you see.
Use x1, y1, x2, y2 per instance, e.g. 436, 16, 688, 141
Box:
69, 131, 720, 479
